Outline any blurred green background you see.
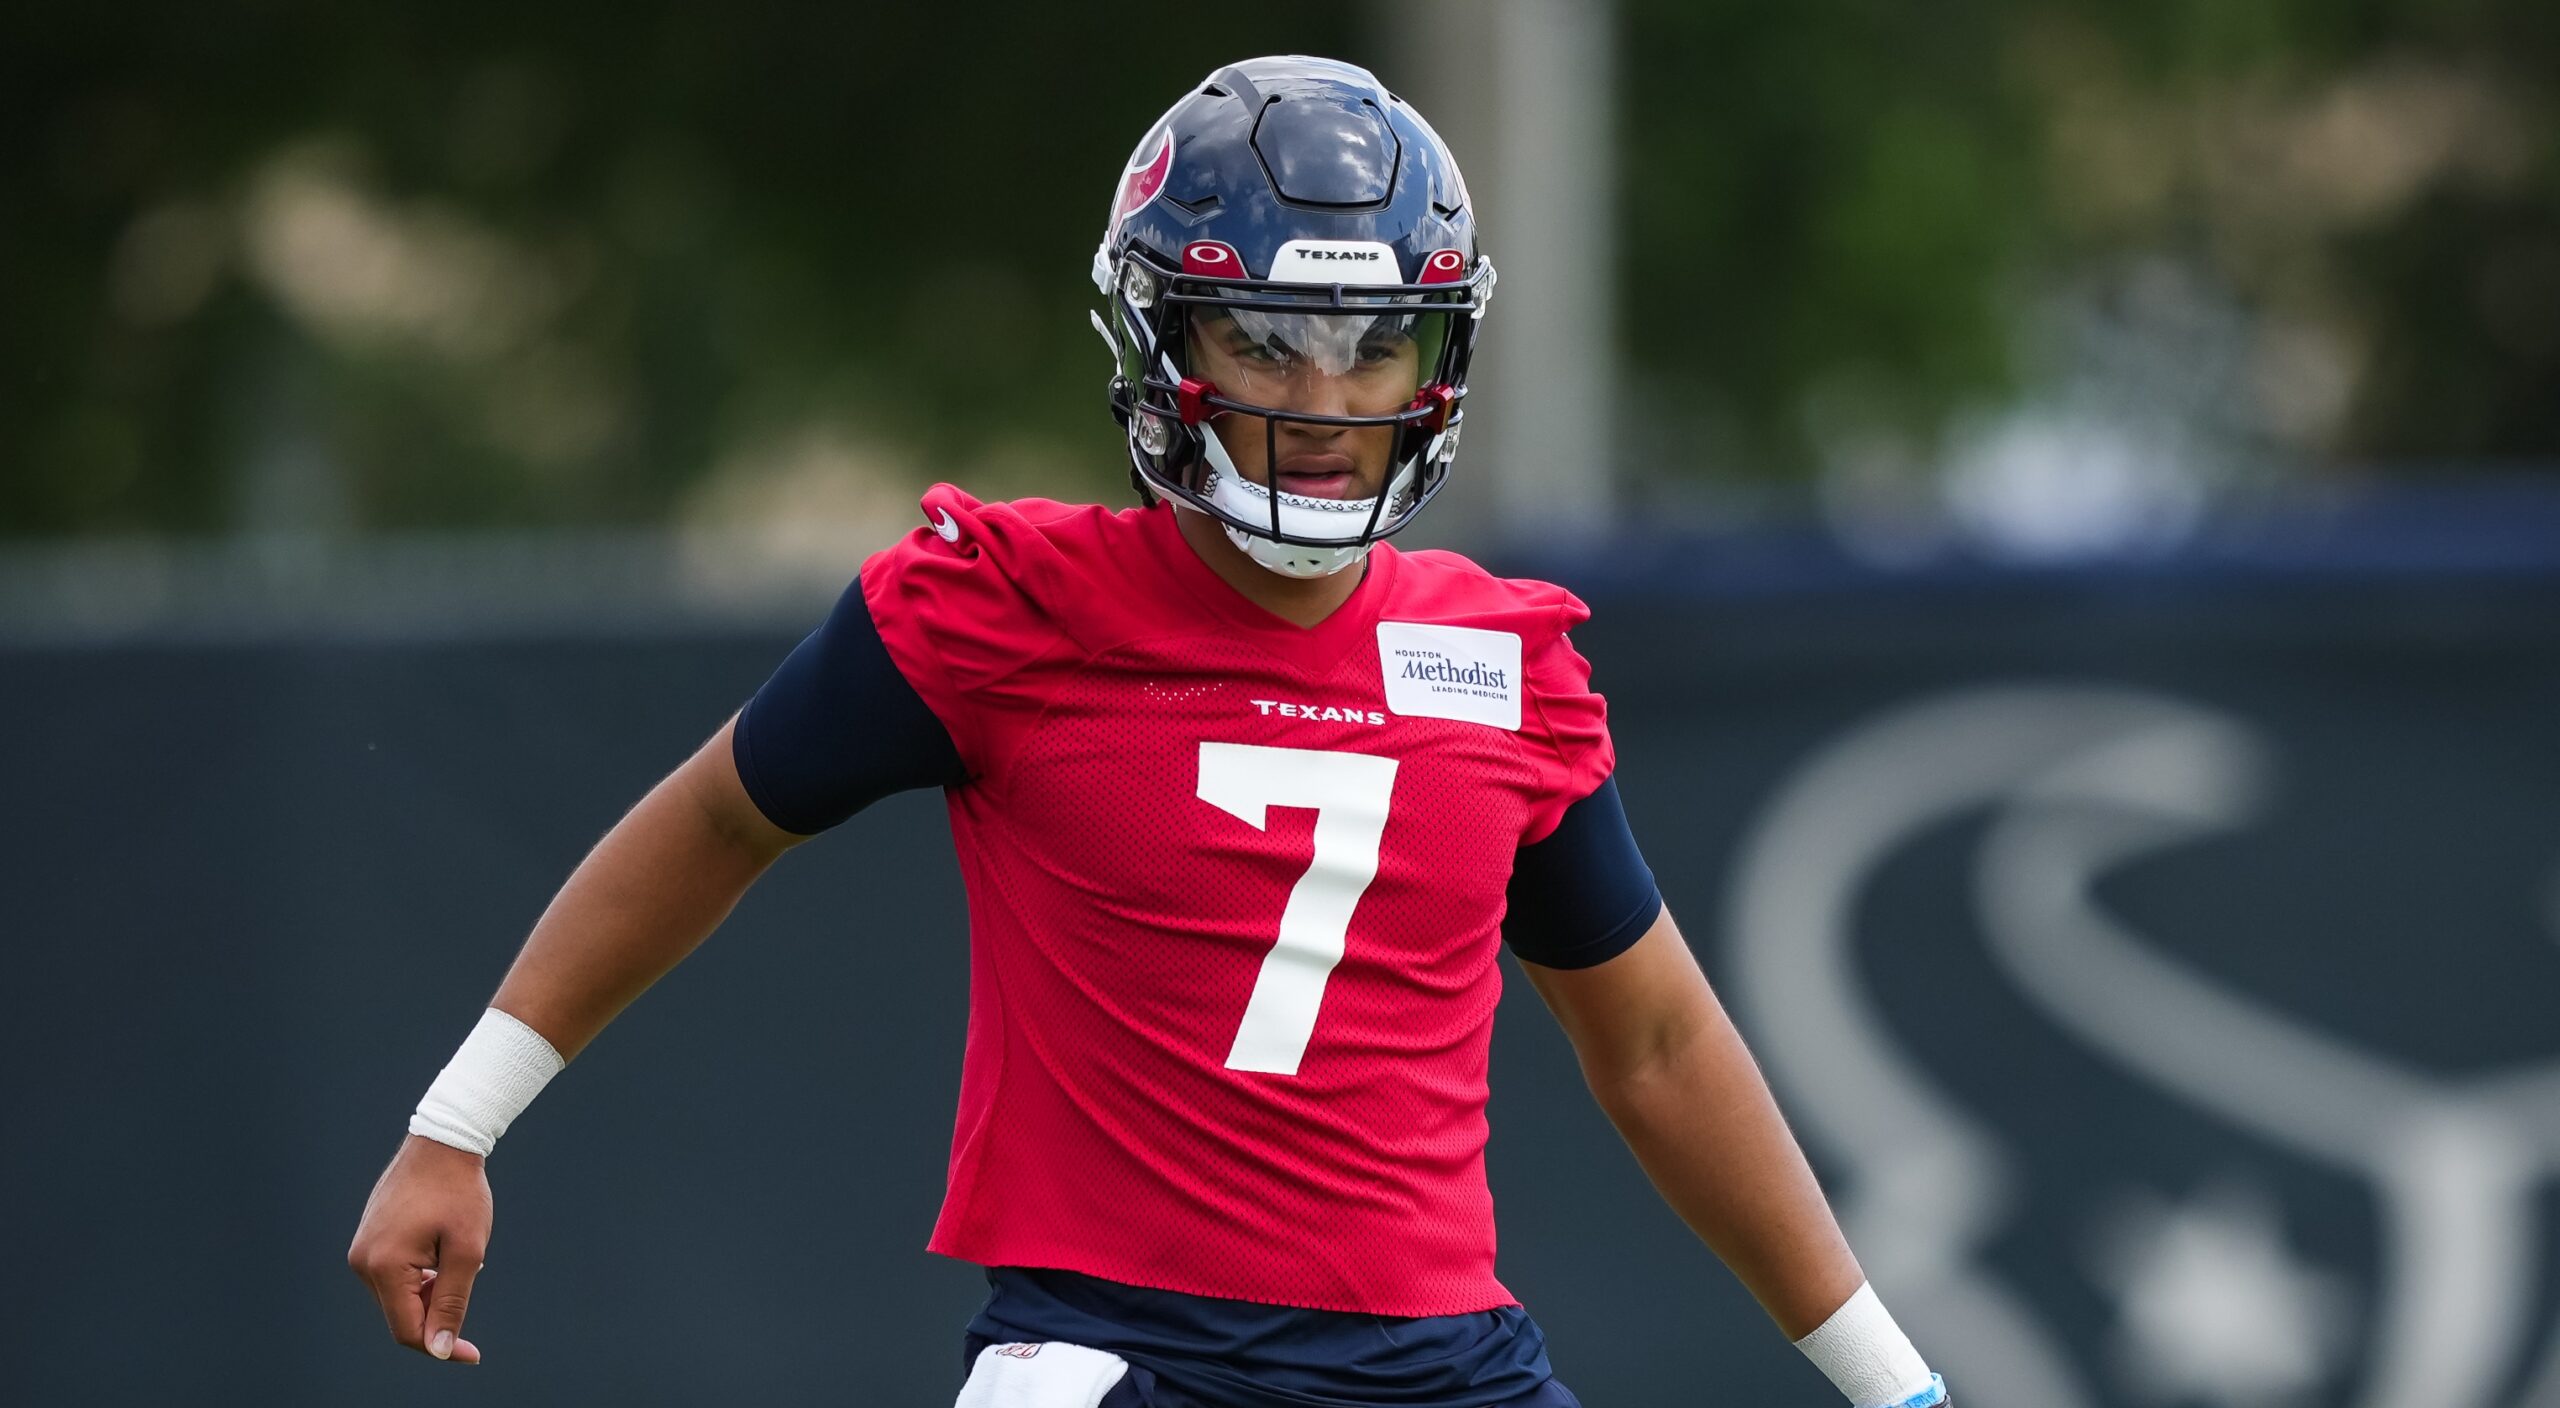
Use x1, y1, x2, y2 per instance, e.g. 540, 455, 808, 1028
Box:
10, 10, 2560, 1406
5, 0, 2556, 543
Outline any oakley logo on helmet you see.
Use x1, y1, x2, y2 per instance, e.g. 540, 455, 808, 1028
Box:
1183, 241, 1242, 277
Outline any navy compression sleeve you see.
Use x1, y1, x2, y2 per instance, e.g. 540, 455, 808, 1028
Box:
1501, 775, 1663, 969
731, 579, 967, 835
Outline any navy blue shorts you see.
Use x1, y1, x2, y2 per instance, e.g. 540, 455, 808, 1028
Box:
962, 1331, 1583, 1408
963, 1267, 1577, 1408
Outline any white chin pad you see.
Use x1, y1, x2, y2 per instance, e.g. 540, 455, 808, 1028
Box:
1224, 522, 1369, 578
955, 1342, 1130, 1408
1194, 423, 1412, 579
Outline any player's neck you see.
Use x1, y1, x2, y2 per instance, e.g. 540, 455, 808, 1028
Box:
1173, 507, 1368, 630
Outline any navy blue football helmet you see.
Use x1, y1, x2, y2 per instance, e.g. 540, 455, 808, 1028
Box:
1093, 56, 1495, 577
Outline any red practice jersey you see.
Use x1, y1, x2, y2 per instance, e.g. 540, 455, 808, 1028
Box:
863, 486, 1615, 1316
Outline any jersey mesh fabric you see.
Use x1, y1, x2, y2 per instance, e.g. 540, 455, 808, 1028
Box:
866, 486, 1614, 1317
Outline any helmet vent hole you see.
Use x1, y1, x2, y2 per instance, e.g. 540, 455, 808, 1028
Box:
1202, 83, 1232, 98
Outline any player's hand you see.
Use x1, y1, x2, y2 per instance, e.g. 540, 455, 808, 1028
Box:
348, 1134, 494, 1364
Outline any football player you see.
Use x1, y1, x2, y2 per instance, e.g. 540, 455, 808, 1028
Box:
349, 56, 1950, 1408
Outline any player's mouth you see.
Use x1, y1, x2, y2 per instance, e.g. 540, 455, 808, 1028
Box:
1274, 454, 1359, 499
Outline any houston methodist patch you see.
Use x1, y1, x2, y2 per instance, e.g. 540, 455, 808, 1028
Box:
1377, 622, 1523, 730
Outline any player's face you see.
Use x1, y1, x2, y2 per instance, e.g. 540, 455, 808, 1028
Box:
1187, 306, 1428, 501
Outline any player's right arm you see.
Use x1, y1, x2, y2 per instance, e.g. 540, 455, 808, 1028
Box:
484, 713, 804, 1061
351, 556, 978, 1365
347, 714, 806, 1364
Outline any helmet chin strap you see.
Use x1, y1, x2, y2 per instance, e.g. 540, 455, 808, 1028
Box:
1189, 419, 1417, 578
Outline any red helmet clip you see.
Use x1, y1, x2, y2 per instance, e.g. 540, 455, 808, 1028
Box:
1409, 383, 1458, 434
1177, 377, 1221, 426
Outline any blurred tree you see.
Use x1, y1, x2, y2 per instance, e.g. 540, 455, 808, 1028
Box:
1, 1, 2554, 537
1619, 0, 2560, 482
0, 3, 1366, 535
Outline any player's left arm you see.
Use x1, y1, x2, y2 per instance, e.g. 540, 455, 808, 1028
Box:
1510, 613, 1941, 1403
1520, 914, 1945, 1405
1506, 773, 1944, 1406
1520, 907, 1861, 1333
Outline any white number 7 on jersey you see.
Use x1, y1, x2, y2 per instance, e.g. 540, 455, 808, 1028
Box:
1196, 742, 1400, 1076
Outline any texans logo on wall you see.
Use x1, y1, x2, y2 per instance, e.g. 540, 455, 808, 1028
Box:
1719, 685, 2560, 1408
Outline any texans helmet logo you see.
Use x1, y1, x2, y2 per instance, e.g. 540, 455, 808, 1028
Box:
1110, 128, 1174, 236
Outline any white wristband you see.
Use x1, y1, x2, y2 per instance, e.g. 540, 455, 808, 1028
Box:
409, 1007, 566, 1156
1793, 1282, 1942, 1407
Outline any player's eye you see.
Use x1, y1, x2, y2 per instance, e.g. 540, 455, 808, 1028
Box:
1235, 339, 1306, 373
1205, 334, 1271, 371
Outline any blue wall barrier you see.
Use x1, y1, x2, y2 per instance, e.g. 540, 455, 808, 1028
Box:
4, 550, 2556, 1406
